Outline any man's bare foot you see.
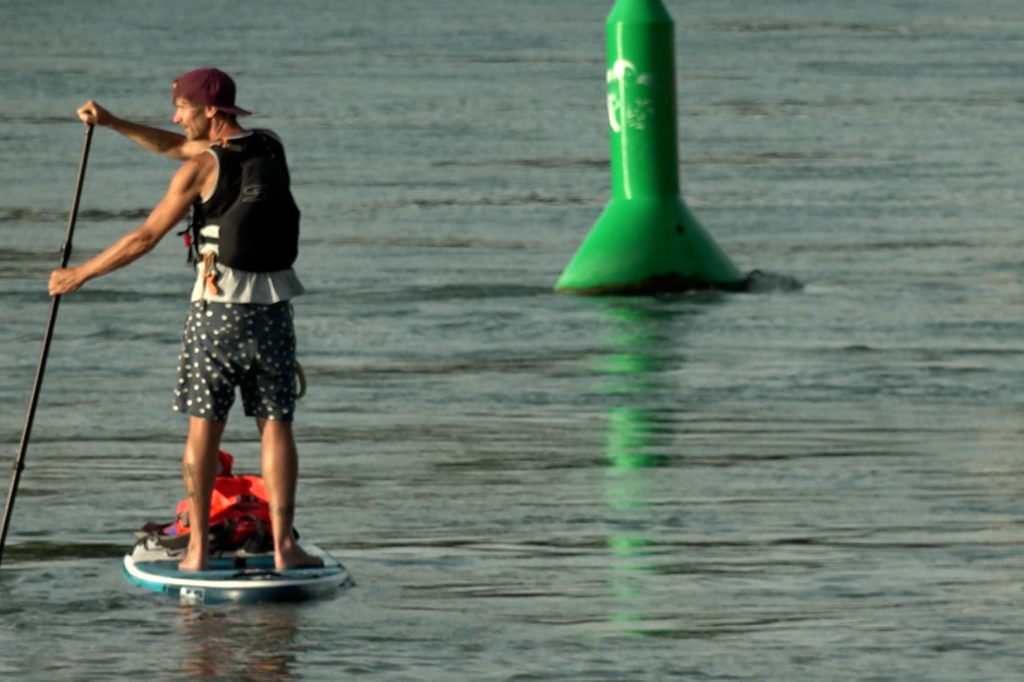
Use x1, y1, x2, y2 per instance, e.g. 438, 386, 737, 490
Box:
276, 542, 325, 570
178, 553, 208, 572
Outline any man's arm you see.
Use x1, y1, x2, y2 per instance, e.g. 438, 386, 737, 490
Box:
77, 100, 210, 161
48, 155, 214, 296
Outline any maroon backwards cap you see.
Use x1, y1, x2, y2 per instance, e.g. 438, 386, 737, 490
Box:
171, 67, 252, 117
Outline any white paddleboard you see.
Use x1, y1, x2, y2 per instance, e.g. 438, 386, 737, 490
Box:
123, 536, 352, 605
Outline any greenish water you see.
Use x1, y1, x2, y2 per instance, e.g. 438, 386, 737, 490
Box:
2, 0, 1024, 679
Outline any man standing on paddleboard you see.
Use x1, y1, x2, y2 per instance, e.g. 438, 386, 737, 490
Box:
49, 68, 322, 572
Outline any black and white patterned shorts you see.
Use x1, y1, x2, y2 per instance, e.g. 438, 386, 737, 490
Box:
172, 301, 297, 422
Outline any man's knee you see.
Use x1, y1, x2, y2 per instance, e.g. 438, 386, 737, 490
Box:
186, 417, 226, 450
259, 418, 292, 436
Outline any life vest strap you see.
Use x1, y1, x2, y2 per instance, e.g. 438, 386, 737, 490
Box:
202, 251, 221, 296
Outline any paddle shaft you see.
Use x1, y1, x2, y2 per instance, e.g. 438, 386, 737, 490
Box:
0, 124, 94, 568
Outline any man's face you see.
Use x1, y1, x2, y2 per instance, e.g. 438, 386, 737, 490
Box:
172, 97, 212, 140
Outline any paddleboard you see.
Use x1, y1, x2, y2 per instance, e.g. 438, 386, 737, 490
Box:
122, 535, 352, 605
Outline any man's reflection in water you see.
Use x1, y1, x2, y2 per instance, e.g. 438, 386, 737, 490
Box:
179, 605, 300, 680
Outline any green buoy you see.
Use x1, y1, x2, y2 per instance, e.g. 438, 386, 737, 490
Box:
556, 0, 744, 295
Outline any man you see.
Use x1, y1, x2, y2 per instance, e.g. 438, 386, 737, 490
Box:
49, 67, 321, 571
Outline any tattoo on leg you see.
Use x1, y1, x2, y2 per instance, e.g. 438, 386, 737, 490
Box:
185, 462, 199, 504
271, 504, 296, 519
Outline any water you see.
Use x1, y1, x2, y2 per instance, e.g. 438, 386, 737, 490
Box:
2, 0, 1024, 678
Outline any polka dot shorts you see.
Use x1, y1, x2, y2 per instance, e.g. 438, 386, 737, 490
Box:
173, 301, 297, 422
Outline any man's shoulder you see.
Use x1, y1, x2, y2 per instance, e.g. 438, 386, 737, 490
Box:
186, 150, 218, 168
173, 150, 217, 186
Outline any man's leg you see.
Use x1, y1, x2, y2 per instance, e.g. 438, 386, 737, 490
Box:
258, 418, 322, 569
178, 416, 226, 571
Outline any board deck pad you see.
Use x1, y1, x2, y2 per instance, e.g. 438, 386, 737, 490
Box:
123, 536, 352, 604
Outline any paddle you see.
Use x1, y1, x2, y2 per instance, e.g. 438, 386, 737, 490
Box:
0, 124, 94, 568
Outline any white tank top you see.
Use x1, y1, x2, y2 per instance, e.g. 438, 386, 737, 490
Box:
189, 261, 305, 304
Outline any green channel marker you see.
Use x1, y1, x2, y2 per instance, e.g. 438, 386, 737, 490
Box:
556, 0, 744, 294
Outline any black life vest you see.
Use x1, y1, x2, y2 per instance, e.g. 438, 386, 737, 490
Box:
188, 130, 300, 272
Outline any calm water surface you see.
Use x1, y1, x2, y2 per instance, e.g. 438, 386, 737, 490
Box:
2, 0, 1024, 679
